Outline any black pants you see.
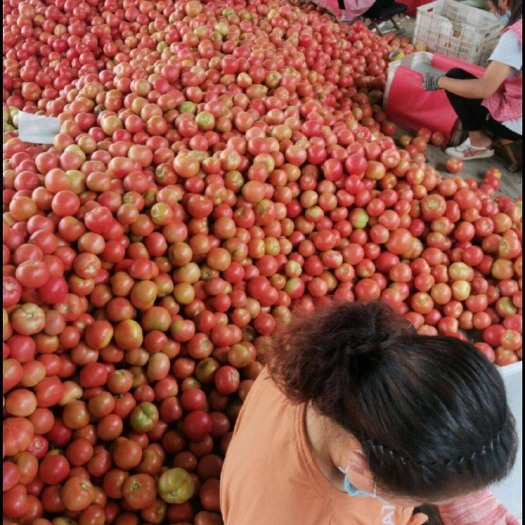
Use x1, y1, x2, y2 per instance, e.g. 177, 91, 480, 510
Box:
444, 68, 521, 141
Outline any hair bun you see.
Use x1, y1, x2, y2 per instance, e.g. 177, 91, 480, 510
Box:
347, 330, 389, 357
368, 331, 389, 345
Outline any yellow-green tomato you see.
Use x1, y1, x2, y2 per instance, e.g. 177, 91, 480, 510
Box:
158, 467, 195, 504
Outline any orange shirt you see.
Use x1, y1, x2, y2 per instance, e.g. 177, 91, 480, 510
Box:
220, 367, 415, 525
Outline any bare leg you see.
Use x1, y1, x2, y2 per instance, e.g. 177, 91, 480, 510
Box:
468, 130, 492, 148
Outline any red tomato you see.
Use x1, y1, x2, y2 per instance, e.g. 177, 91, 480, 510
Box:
122, 473, 157, 510
3, 461, 20, 492
3, 484, 28, 518
4, 417, 34, 457
444, 158, 464, 174
37, 276, 68, 304
214, 365, 241, 395
61, 476, 95, 511
183, 410, 213, 441
84, 206, 114, 234
15, 260, 50, 289
3, 276, 22, 308
3, 358, 24, 393
38, 454, 70, 485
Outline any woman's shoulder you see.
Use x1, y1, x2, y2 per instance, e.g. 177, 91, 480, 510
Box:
502, 27, 521, 42
498, 30, 521, 51
504, 18, 522, 40
491, 30, 522, 70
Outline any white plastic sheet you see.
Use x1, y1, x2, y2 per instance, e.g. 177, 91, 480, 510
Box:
18, 111, 60, 144
489, 361, 522, 520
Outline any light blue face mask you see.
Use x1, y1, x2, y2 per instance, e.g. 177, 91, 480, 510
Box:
496, 10, 511, 25
338, 466, 388, 502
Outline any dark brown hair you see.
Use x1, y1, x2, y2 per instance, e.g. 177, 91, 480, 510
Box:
267, 301, 518, 501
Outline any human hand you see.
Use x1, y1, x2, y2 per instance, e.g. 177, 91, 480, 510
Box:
408, 512, 429, 525
438, 490, 520, 525
423, 72, 443, 91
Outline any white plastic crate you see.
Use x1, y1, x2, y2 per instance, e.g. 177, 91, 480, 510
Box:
412, 0, 503, 66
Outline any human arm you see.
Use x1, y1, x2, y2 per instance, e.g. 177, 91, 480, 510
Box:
437, 489, 520, 525
435, 60, 513, 99
424, 30, 521, 97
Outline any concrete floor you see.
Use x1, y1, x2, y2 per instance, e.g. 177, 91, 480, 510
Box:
422, 138, 522, 199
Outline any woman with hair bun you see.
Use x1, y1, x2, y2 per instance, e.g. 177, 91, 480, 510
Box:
220, 301, 518, 525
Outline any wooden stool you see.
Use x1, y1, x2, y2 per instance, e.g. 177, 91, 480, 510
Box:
495, 138, 522, 173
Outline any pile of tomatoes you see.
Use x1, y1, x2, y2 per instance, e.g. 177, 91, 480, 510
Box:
3, 0, 522, 523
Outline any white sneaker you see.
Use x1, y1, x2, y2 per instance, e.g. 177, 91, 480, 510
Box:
445, 138, 494, 160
